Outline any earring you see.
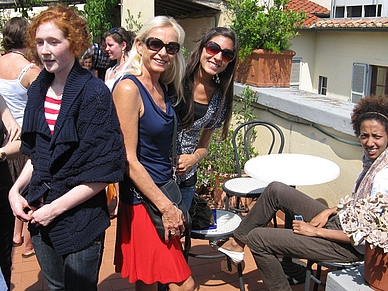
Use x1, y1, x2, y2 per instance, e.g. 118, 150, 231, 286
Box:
213, 74, 220, 84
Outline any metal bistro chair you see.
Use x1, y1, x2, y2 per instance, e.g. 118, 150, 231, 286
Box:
304, 260, 364, 291
223, 120, 285, 221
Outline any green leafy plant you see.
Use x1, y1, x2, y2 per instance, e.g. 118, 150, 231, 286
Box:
228, 0, 306, 61
196, 85, 259, 189
124, 9, 143, 33
13, 0, 43, 18
84, 0, 118, 41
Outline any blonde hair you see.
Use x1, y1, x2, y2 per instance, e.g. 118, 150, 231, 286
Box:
121, 16, 185, 102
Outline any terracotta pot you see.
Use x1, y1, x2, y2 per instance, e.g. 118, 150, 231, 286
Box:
235, 49, 295, 87
364, 242, 388, 291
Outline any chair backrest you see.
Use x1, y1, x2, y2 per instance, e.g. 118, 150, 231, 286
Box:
232, 120, 285, 176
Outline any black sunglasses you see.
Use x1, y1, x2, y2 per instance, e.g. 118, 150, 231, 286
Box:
205, 41, 235, 63
109, 27, 123, 38
143, 37, 180, 55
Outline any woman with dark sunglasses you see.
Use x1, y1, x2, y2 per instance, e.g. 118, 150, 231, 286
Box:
113, 16, 194, 291
104, 27, 135, 91
173, 27, 239, 210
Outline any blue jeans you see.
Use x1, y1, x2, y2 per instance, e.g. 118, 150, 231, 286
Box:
180, 185, 196, 211
31, 230, 105, 291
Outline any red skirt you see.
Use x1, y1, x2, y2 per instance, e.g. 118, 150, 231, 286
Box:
114, 203, 191, 284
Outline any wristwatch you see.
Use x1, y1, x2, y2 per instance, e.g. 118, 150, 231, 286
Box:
0, 148, 6, 162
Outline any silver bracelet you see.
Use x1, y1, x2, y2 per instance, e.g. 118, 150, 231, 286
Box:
195, 152, 201, 163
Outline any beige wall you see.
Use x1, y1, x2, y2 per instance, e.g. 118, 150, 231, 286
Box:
233, 102, 364, 207
120, 0, 154, 27
292, 30, 388, 102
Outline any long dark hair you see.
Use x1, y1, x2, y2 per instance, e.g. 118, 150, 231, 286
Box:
177, 27, 238, 140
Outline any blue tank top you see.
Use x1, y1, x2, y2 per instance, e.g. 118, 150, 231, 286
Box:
120, 75, 174, 204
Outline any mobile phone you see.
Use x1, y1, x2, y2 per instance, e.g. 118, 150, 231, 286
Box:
294, 215, 304, 221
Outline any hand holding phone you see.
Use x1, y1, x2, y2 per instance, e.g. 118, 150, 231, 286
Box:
294, 215, 304, 221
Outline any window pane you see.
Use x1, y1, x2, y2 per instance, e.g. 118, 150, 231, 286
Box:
378, 4, 382, 16
376, 68, 386, 86
365, 5, 377, 17
347, 6, 362, 17
375, 86, 385, 96
335, 6, 345, 17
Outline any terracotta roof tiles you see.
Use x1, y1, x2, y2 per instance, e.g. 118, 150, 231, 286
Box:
311, 17, 388, 29
286, 0, 330, 28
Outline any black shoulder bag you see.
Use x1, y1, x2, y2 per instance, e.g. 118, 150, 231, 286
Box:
135, 114, 191, 240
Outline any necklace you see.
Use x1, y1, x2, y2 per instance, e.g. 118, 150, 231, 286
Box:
10, 51, 25, 58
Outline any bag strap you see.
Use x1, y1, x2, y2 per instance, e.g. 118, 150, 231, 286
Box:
172, 113, 177, 181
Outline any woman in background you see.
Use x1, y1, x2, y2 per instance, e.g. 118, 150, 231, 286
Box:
104, 27, 134, 91
0, 16, 41, 259
174, 27, 238, 210
113, 16, 194, 291
8, 6, 125, 290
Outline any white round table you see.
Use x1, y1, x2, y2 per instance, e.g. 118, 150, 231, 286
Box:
244, 153, 340, 186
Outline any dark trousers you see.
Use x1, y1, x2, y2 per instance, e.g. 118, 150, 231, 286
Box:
0, 188, 15, 289
234, 181, 363, 291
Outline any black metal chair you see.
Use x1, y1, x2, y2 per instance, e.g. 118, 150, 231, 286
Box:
223, 120, 285, 220
304, 260, 364, 291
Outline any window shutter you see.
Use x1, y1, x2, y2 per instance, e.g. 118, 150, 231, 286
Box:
351, 63, 368, 103
290, 58, 301, 89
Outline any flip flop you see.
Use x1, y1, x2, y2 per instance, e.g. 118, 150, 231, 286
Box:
13, 241, 23, 247
22, 252, 35, 259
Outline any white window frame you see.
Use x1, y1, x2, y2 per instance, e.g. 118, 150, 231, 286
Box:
318, 76, 328, 95
290, 58, 302, 89
351, 63, 369, 104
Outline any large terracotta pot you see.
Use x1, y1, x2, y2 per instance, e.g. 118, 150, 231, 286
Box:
364, 242, 388, 291
235, 49, 295, 87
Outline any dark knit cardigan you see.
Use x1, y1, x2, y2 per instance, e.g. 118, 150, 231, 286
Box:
21, 61, 126, 256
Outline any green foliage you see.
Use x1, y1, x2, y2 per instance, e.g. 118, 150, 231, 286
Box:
228, 0, 306, 61
13, 0, 43, 18
85, 0, 118, 41
124, 9, 143, 33
0, 10, 11, 51
196, 86, 259, 189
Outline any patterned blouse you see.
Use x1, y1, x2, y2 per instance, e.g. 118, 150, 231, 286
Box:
176, 87, 227, 183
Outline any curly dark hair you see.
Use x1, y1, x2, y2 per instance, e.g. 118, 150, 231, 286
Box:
351, 95, 388, 137
1, 17, 29, 51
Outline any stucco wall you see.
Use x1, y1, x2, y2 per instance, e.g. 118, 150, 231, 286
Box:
291, 30, 388, 102
237, 104, 363, 207
233, 83, 364, 207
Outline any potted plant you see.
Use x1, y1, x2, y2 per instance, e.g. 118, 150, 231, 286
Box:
229, 0, 305, 87
196, 86, 258, 208
338, 193, 388, 290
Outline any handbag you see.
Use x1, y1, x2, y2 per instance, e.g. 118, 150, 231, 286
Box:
189, 193, 215, 230
134, 114, 191, 240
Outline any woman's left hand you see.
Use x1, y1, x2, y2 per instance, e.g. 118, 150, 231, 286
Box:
176, 154, 198, 175
292, 220, 318, 237
30, 204, 56, 227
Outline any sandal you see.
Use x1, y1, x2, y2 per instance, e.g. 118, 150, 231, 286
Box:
22, 251, 35, 259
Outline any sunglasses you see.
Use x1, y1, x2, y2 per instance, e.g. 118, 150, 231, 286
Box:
143, 37, 180, 55
205, 42, 235, 63
109, 27, 123, 38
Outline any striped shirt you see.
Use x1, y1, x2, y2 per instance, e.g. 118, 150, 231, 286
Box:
44, 87, 62, 134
